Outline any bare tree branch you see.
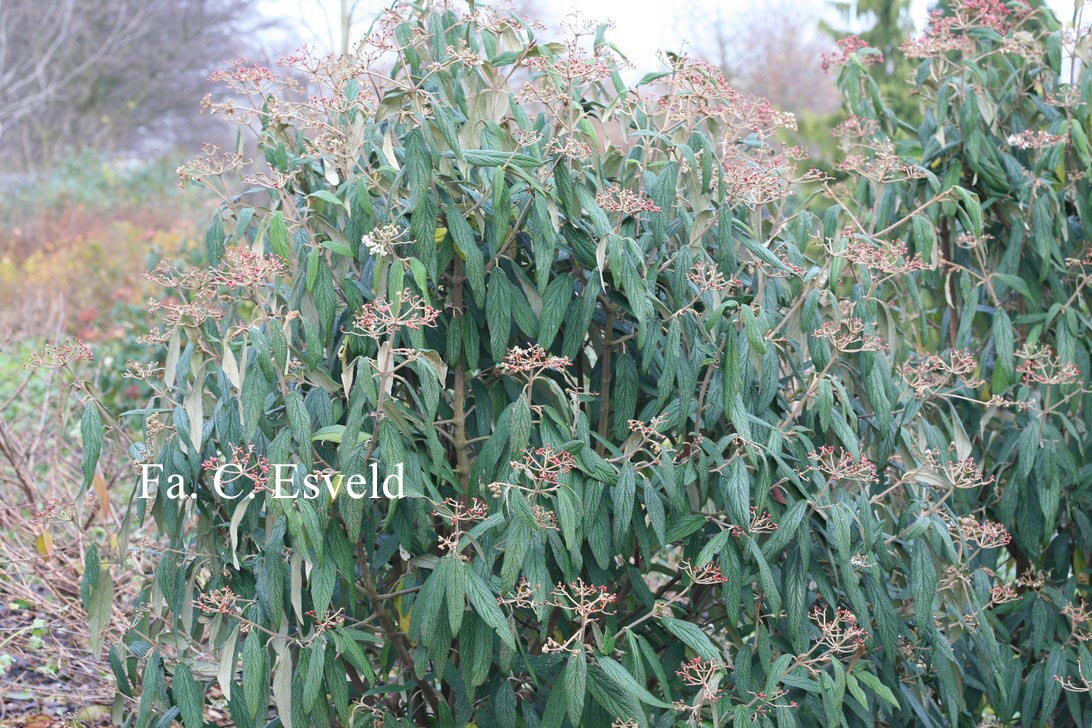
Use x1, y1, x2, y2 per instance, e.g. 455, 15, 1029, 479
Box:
0, 0, 270, 171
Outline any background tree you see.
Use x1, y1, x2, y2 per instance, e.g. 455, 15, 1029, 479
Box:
673, 0, 841, 119
822, 0, 919, 120
0, 0, 265, 172
720, 2, 842, 118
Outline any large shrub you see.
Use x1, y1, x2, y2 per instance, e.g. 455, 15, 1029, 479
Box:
826, 1, 1092, 722
77, 2, 1090, 726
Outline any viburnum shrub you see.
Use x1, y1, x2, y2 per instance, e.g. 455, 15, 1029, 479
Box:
824, 1, 1092, 723
73, 1, 1091, 726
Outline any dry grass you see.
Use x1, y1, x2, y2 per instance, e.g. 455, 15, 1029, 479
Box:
0, 307, 140, 726
0, 157, 211, 726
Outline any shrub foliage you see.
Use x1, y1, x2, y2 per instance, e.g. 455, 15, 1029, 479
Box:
78, 2, 1091, 726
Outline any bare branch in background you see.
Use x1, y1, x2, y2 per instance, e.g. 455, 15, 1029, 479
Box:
673, 0, 839, 118
290, 0, 378, 56
727, 2, 841, 117
0, 0, 271, 172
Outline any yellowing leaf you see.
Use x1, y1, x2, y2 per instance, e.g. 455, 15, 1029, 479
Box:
395, 594, 412, 635
35, 530, 53, 560
92, 473, 110, 516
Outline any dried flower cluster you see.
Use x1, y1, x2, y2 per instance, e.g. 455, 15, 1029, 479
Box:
141, 248, 285, 337
544, 579, 618, 620
814, 318, 887, 353
30, 498, 72, 528
674, 656, 729, 700
198, 586, 240, 616
623, 416, 667, 467
1055, 665, 1092, 694
433, 497, 490, 558
520, 47, 618, 104
305, 608, 346, 633
1007, 130, 1068, 150
811, 605, 868, 656
656, 55, 796, 136
987, 584, 1020, 606
904, 0, 1033, 59
838, 234, 934, 276
900, 350, 982, 397
1061, 601, 1092, 643
1016, 344, 1081, 386
719, 149, 798, 205
954, 516, 1012, 549
433, 496, 489, 524
803, 446, 879, 483
201, 444, 273, 494
530, 504, 558, 531
350, 290, 440, 339
928, 452, 995, 490
361, 223, 409, 258
497, 344, 571, 377
26, 338, 94, 369
122, 360, 162, 380
595, 187, 661, 215
177, 143, 246, 186
681, 559, 729, 585
831, 115, 880, 141
729, 507, 779, 538
510, 445, 576, 490
686, 260, 739, 294
214, 247, 287, 288
821, 36, 881, 72
835, 143, 927, 183
498, 578, 618, 655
